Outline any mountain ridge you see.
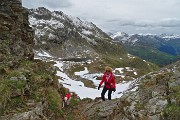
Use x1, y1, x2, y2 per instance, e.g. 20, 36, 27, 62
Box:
111, 32, 180, 66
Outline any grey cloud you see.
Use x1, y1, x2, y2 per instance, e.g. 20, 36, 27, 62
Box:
22, 0, 180, 34
42, 0, 72, 8
22, 0, 72, 9
106, 19, 135, 26
105, 18, 180, 28
105, 19, 154, 28
98, 18, 180, 34
158, 18, 180, 27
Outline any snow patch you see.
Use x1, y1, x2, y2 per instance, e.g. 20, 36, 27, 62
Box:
114, 68, 124, 74
35, 50, 52, 58
82, 29, 93, 35
74, 67, 89, 76
111, 32, 127, 39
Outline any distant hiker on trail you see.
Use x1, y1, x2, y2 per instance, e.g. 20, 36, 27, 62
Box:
62, 93, 73, 108
98, 66, 116, 101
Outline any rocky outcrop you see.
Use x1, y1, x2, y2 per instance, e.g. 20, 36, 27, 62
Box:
82, 61, 180, 120
1, 102, 48, 120
0, 0, 34, 116
0, 0, 34, 63
0, 1, 63, 120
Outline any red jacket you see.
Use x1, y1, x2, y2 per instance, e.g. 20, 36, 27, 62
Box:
64, 93, 72, 100
99, 72, 116, 89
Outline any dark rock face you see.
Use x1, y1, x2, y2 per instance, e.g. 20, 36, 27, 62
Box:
0, 2, 63, 120
0, 0, 34, 62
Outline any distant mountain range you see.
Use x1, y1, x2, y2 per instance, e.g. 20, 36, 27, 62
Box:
110, 32, 180, 66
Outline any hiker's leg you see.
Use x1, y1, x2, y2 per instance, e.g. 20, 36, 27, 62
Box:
108, 89, 113, 100
62, 101, 64, 108
101, 87, 108, 101
67, 97, 71, 105
64, 97, 68, 107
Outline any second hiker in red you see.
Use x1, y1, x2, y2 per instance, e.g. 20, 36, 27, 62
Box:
62, 93, 73, 108
98, 66, 116, 101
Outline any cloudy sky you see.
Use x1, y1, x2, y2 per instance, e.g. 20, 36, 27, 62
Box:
22, 0, 180, 34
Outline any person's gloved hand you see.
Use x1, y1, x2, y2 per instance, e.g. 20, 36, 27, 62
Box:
112, 88, 116, 92
98, 85, 101, 90
114, 88, 116, 92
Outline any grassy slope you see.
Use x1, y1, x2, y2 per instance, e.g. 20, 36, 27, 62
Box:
0, 59, 66, 118
126, 47, 180, 67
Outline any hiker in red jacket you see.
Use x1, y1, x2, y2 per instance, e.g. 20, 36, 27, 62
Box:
62, 93, 73, 108
98, 66, 116, 101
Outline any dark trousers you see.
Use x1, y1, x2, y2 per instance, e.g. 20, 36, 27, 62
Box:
101, 87, 113, 101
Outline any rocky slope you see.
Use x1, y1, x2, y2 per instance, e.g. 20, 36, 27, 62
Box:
80, 60, 180, 120
111, 32, 180, 66
29, 7, 116, 59
0, 0, 34, 62
0, 1, 66, 119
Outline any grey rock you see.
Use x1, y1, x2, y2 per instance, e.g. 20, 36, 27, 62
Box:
1, 102, 47, 120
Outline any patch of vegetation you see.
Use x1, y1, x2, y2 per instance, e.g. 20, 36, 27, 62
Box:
135, 102, 145, 110
5, 97, 27, 114
102, 56, 123, 68
163, 104, 180, 120
0, 59, 63, 118
68, 65, 84, 76
80, 78, 96, 88
169, 85, 180, 105
127, 47, 180, 67
87, 60, 105, 72
69, 97, 79, 107
101, 55, 158, 77
47, 87, 63, 117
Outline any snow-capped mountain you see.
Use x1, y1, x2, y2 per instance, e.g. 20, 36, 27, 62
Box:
110, 32, 130, 44
110, 32, 129, 39
159, 33, 180, 40
110, 32, 180, 66
29, 7, 120, 59
111, 32, 180, 45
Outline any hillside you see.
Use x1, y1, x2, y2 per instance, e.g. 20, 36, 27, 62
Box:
0, 1, 65, 119
111, 32, 180, 66
77, 60, 180, 120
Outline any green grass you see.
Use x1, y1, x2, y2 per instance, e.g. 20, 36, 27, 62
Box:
169, 85, 180, 104
135, 102, 145, 110
163, 104, 180, 120
47, 88, 63, 116
0, 59, 63, 117
68, 65, 84, 76
127, 47, 180, 66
